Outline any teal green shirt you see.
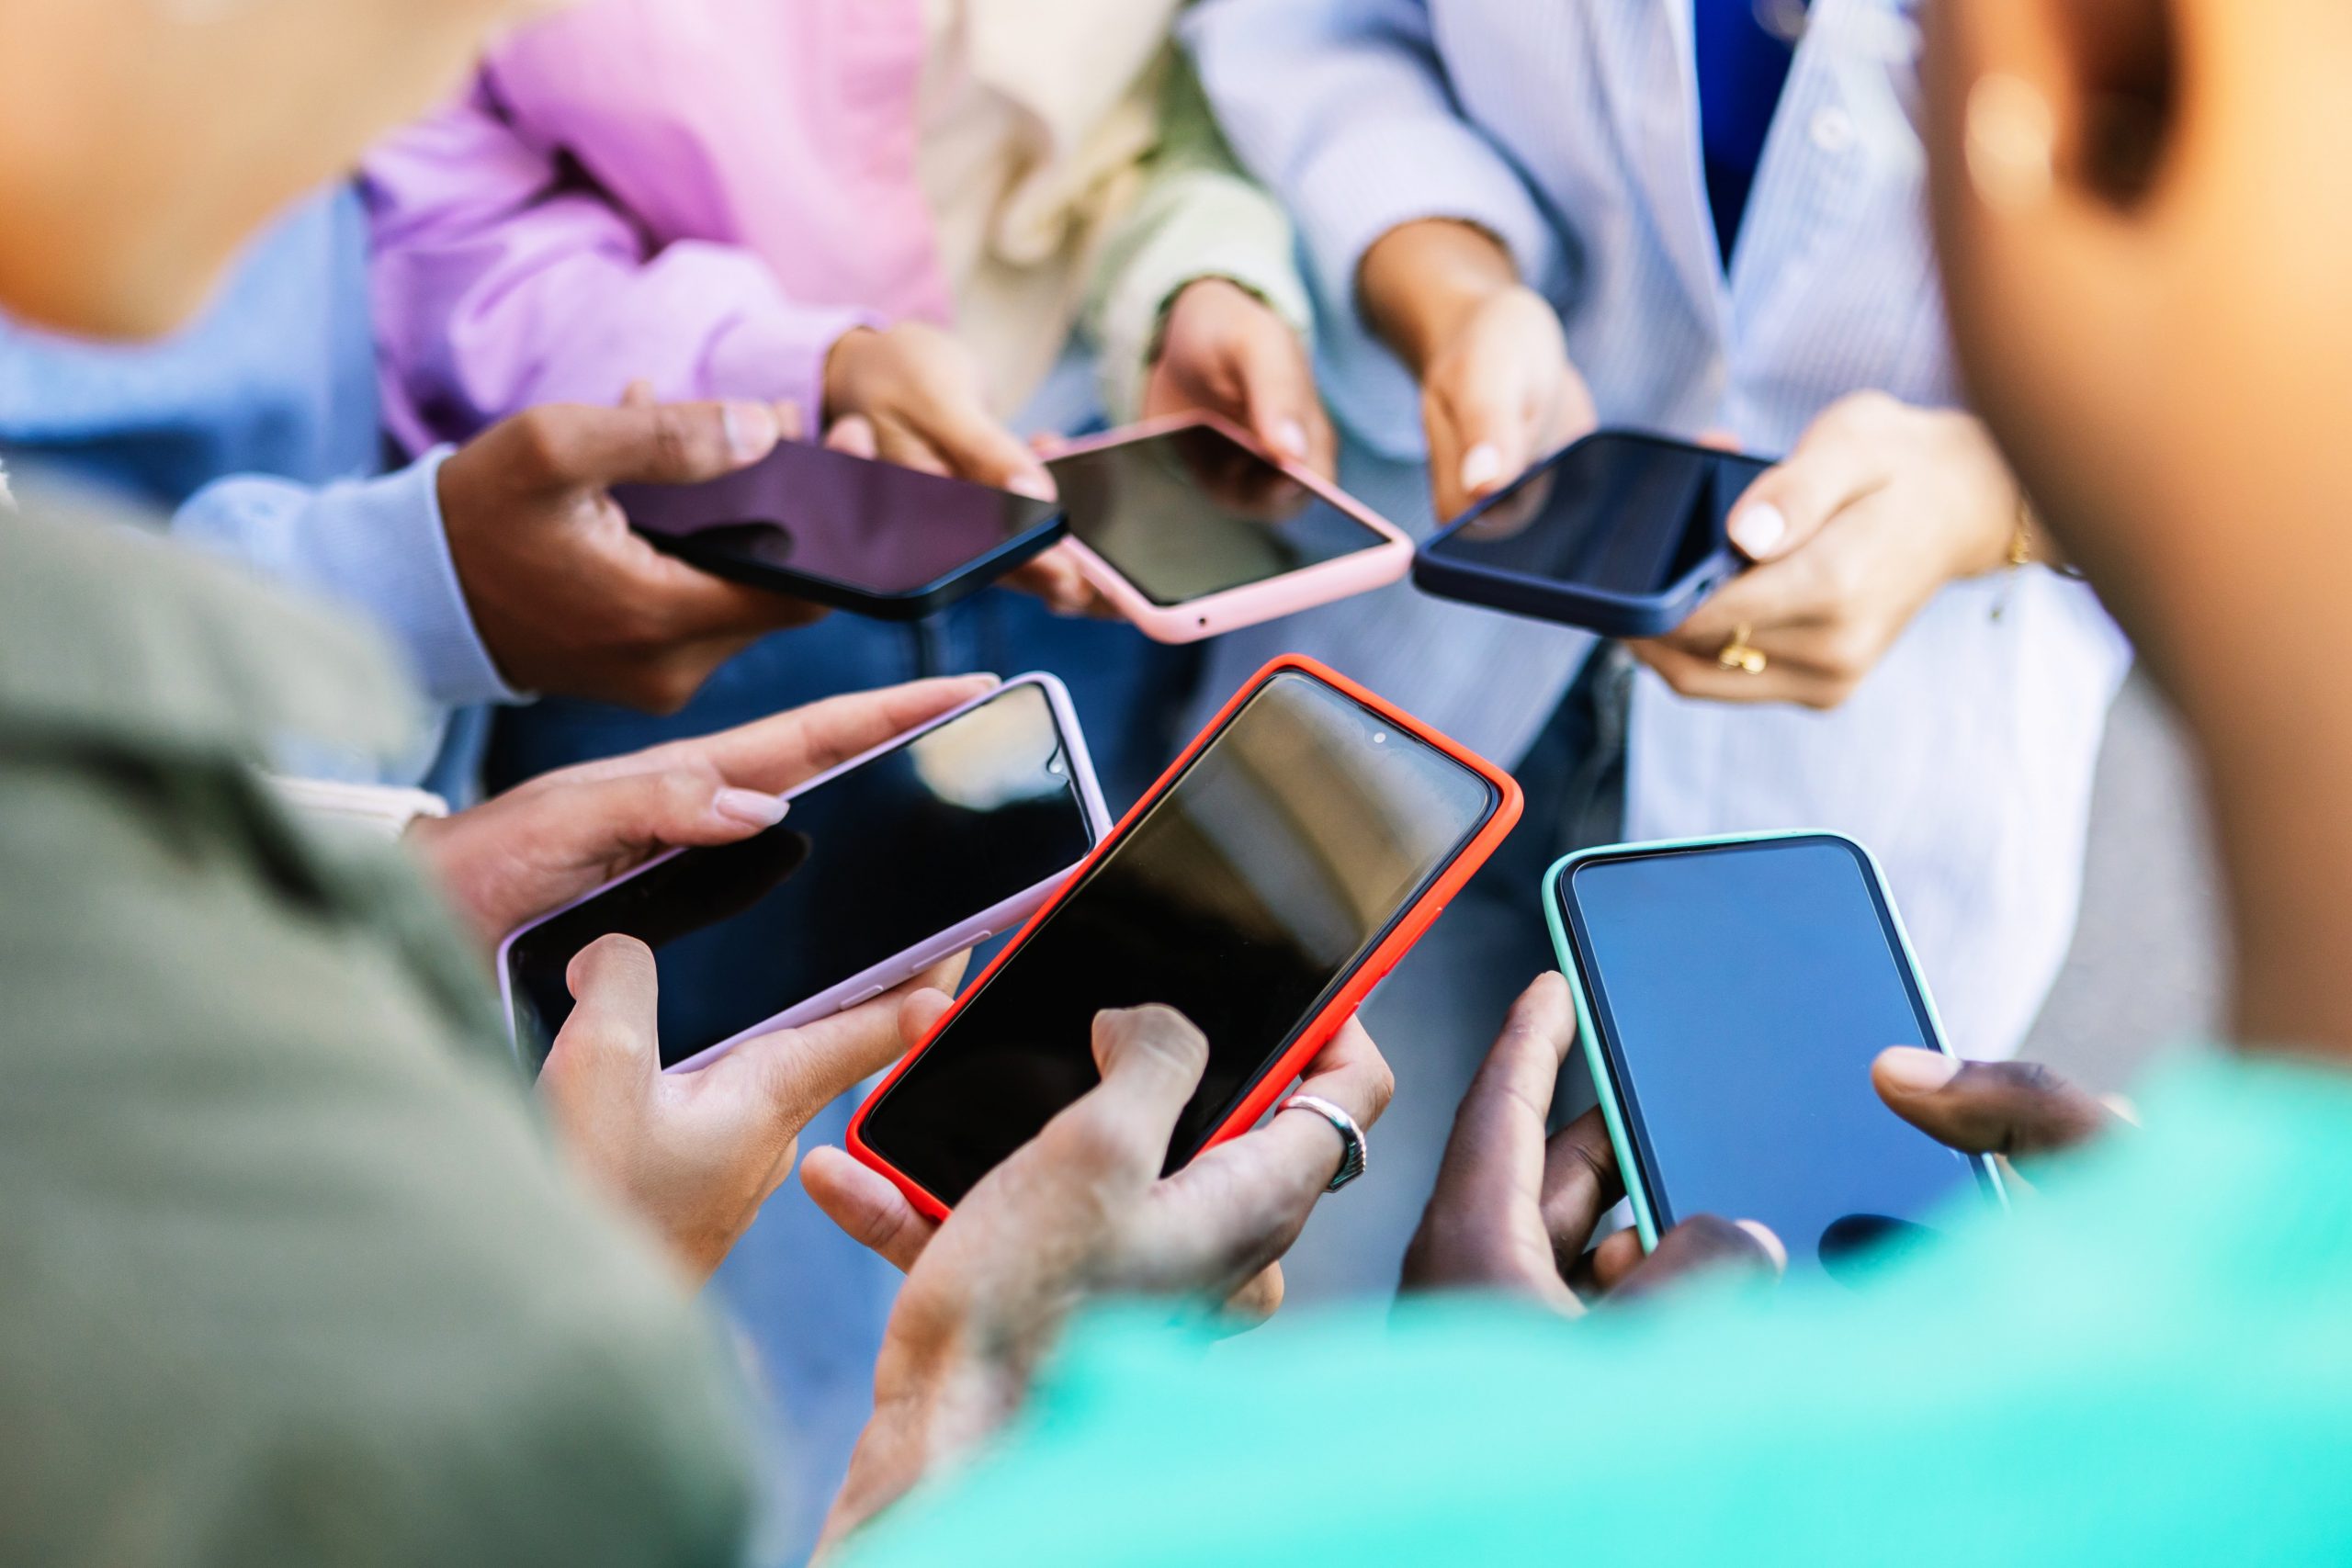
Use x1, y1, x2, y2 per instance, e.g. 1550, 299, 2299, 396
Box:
845, 1051, 2352, 1564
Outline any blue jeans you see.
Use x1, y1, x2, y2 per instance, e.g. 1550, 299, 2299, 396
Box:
486, 586, 1194, 1561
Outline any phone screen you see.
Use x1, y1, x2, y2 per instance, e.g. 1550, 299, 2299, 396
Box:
1560, 837, 1995, 1272
860, 671, 1500, 1205
616, 440, 1062, 598
1047, 424, 1391, 605
1425, 433, 1769, 595
504, 682, 1097, 1070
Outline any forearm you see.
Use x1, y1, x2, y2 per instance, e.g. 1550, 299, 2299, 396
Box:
1356, 218, 1523, 379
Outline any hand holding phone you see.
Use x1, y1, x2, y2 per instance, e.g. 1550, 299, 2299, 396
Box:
1547, 832, 2004, 1276
850, 657, 1521, 1217
500, 675, 1110, 1074
1046, 414, 1411, 643
1414, 429, 1772, 637
616, 439, 1066, 620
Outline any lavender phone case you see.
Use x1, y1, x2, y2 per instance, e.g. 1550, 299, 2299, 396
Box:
494, 673, 1112, 1074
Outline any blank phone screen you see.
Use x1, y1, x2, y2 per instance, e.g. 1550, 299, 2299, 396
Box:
1562, 837, 1992, 1272
1425, 433, 1768, 595
1047, 425, 1391, 605
860, 671, 1499, 1206
504, 682, 1096, 1070
616, 440, 1061, 597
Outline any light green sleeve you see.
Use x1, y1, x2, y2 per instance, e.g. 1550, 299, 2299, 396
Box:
1081, 45, 1316, 424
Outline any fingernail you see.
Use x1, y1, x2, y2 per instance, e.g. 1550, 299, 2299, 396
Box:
1274, 418, 1310, 459
1877, 1046, 1962, 1093
1736, 1220, 1789, 1276
714, 788, 788, 829
1459, 442, 1504, 496
1008, 468, 1057, 502
1729, 502, 1787, 558
723, 401, 780, 462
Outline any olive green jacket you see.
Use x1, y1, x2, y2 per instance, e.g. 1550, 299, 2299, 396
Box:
0, 492, 755, 1567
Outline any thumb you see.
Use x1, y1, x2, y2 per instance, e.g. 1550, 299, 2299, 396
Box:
548, 934, 665, 1088
903, 396, 1057, 502
1229, 320, 1336, 478
1723, 412, 1889, 563
506, 400, 786, 491
1046, 1005, 1210, 1181
802, 1145, 939, 1273
534, 766, 790, 868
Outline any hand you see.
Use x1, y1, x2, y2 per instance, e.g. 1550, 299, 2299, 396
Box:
1357, 219, 1596, 525
806, 1000, 1393, 1551
1871, 1047, 2134, 1183
409, 673, 996, 951
1401, 973, 1784, 1311
820, 321, 1093, 615
1630, 394, 2022, 708
435, 397, 826, 713
540, 934, 962, 1281
1142, 277, 1336, 478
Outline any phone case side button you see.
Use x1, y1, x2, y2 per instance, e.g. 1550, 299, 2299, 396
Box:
843, 984, 889, 1009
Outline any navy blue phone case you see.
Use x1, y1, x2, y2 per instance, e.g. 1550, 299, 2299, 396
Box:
1411, 430, 1768, 639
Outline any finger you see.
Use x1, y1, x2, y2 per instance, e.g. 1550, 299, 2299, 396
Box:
1723, 396, 1895, 563
620, 378, 657, 410
1608, 1216, 1785, 1304
546, 765, 791, 872
1005, 544, 1098, 616
1872, 1050, 2120, 1162
1218, 1262, 1285, 1331
711, 973, 938, 1130
897, 986, 958, 1053
1400, 973, 1581, 1295
1427, 388, 1535, 526
823, 413, 878, 459
548, 934, 664, 1086
1051, 1006, 1212, 1179
773, 400, 807, 443
512, 399, 784, 489
1536, 1108, 1625, 1280
891, 394, 1056, 502
801, 1145, 939, 1273
1585, 1228, 1646, 1294
1228, 321, 1337, 479
605, 675, 1001, 796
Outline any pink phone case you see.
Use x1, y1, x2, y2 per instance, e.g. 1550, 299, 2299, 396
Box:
1048, 411, 1413, 644
492, 672, 1112, 1075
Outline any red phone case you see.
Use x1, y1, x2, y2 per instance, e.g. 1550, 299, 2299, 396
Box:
846, 654, 1525, 1219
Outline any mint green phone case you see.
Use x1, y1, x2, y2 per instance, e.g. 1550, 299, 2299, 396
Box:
1543, 829, 2007, 1252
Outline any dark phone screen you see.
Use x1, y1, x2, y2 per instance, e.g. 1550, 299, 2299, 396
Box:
1563, 837, 1992, 1274
860, 671, 1498, 1205
1047, 425, 1390, 605
616, 440, 1061, 597
1425, 433, 1769, 594
505, 682, 1096, 1070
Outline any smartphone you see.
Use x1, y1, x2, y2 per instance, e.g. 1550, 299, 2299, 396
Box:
1545, 832, 2005, 1275
1414, 429, 1773, 637
850, 656, 1522, 1217
1046, 412, 1411, 643
616, 439, 1067, 619
497, 675, 1111, 1075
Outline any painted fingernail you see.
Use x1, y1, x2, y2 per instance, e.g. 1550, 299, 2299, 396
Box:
714, 788, 788, 829
1877, 1046, 1962, 1092
1274, 418, 1311, 458
723, 401, 780, 462
1729, 502, 1788, 558
1008, 468, 1058, 502
1459, 442, 1505, 496
1736, 1220, 1789, 1275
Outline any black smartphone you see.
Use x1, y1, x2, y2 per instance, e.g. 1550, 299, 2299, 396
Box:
616, 440, 1066, 619
852, 659, 1521, 1216
1414, 429, 1772, 637
1549, 833, 2004, 1277
498, 676, 1107, 1074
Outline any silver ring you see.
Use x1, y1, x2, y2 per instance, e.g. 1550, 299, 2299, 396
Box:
1279, 1094, 1367, 1192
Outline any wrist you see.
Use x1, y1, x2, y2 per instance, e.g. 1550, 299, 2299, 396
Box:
1357, 219, 1521, 379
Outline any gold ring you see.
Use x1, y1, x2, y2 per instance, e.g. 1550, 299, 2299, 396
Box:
1717, 625, 1768, 674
